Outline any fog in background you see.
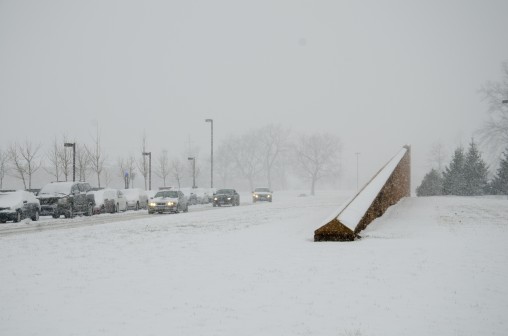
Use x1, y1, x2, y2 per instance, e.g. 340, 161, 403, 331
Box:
1, 0, 508, 192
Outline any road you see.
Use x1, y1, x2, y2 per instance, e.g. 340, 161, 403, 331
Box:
0, 203, 234, 237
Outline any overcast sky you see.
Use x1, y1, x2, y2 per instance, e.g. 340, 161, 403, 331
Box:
1, 0, 508, 190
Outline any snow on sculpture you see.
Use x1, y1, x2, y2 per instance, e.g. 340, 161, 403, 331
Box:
314, 145, 411, 241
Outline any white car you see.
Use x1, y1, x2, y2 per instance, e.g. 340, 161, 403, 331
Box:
91, 189, 127, 213
148, 190, 189, 214
121, 188, 148, 210
0, 190, 41, 223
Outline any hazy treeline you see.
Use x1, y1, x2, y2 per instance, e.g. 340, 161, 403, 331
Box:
0, 124, 343, 195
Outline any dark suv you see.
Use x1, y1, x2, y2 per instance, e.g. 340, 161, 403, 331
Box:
212, 189, 240, 207
37, 181, 96, 218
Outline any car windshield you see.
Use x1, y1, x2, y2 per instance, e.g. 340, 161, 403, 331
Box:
216, 189, 233, 195
0, 192, 23, 207
155, 191, 179, 198
255, 188, 270, 192
39, 182, 74, 195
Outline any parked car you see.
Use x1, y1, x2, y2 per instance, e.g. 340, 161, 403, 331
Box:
121, 188, 148, 210
179, 188, 198, 205
91, 188, 127, 214
0, 190, 41, 223
213, 189, 240, 207
148, 190, 188, 214
37, 181, 95, 218
252, 187, 273, 202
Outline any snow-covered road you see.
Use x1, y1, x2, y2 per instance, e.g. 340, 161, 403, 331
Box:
1, 191, 507, 335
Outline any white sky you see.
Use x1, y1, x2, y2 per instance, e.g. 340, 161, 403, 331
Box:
1, 0, 508, 189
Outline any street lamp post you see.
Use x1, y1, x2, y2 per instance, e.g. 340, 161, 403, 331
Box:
64, 142, 76, 182
205, 119, 213, 188
142, 152, 152, 190
188, 157, 196, 188
355, 152, 360, 191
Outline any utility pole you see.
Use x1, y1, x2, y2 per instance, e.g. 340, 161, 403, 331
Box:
205, 119, 213, 188
64, 142, 76, 182
142, 152, 152, 190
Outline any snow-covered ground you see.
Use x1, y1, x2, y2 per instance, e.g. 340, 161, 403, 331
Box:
1, 191, 507, 335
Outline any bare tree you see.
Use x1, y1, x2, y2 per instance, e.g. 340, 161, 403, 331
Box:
103, 167, 113, 187
76, 144, 91, 182
170, 158, 185, 189
119, 156, 137, 188
259, 124, 291, 189
292, 132, 342, 196
156, 150, 170, 187
59, 136, 73, 181
479, 61, 508, 166
137, 133, 149, 190
46, 136, 73, 182
45, 137, 61, 182
86, 123, 107, 187
214, 143, 234, 188
8, 140, 42, 190
225, 131, 264, 191
427, 141, 447, 173
0, 149, 9, 189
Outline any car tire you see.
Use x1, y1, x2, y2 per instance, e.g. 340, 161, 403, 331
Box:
31, 210, 39, 221
13, 211, 21, 223
86, 204, 93, 216
52, 212, 60, 219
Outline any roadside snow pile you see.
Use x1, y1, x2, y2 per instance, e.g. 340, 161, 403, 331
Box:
1, 192, 507, 336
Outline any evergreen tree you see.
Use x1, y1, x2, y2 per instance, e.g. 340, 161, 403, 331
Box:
490, 148, 508, 195
463, 140, 489, 196
416, 168, 443, 196
442, 147, 466, 195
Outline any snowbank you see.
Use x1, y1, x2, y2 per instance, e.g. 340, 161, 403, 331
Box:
1, 192, 507, 335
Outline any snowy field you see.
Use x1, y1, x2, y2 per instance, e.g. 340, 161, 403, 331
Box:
1, 191, 507, 336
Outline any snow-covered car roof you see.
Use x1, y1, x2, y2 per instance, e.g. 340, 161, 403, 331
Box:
91, 189, 117, 205
121, 188, 146, 200
38, 182, 75, 195
0, 190, 38, 208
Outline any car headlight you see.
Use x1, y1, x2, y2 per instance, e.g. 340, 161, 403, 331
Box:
214, 197, 218, 201
167, 202, 174, 206
149, 202, 157, 207
254, 194, 258, 198
227, 197, 231, 200
58, 198, 68, 204
267, 195, 271, 198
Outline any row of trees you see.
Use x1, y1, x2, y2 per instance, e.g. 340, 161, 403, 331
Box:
0, 124, 108, 190
0, 124, 344, 195
417, 140, 507, 196
418, 60, 508, 197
